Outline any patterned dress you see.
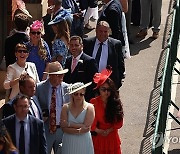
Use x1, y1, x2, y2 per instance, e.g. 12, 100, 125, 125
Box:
52, 39, 68, 68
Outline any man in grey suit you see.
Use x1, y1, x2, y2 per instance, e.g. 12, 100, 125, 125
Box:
35, 61, 70, 154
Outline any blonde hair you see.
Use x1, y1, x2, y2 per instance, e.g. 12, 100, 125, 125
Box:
38, 38, 48, 61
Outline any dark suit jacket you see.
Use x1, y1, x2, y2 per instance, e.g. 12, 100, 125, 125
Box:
64, 53, 98, 101
2, 115, 47, 154
2, 95, 43, 119
83, 37, 125, 89
98, 0, 125, 46
5, 32, 29, 67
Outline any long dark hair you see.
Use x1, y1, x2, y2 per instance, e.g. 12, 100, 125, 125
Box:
0, 122, 17, 154
103, 78, 124, 123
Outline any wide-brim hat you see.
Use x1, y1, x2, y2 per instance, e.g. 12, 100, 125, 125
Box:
44, 61, 68, 75
93, 68, 112, 89
48, 9, 72, 25
67, 82, 92, 95
19, 8, 32, 18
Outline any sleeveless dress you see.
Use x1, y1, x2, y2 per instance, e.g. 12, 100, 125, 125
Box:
62, 105, 94, 154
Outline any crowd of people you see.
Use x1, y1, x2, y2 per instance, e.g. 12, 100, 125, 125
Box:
0, 0, 162, 153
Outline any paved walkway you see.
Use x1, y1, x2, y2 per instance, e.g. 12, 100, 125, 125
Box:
118, 0, 173, 153
0, 0, 178, 153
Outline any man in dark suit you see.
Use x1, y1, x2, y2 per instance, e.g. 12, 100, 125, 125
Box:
83, 21, 125, 89
5, 13, 29, 67
2, 95, 47, 154
98, 0, 125, 46
64, 36, 98, 101
2, 75, 43, 120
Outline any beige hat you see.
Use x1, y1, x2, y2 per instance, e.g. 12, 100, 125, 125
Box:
67, 82, 92, 95
44, 61, 68, 75
19, 8, 32, 18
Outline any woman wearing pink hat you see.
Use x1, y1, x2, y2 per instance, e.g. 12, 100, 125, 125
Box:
90, 68, 124, 154
26, 20, 51, 81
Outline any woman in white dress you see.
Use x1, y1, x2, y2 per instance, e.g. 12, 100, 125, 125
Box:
60, 82, 95, 154
3, 43, 39, 100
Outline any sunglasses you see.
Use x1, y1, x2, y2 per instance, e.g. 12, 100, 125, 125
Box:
16, 50, 29, 53
100, 87, 111, 92
73, 92, 85, 97
30, 31, 41, 35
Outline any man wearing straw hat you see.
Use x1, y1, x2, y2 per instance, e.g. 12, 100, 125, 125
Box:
35, 61, 70, 154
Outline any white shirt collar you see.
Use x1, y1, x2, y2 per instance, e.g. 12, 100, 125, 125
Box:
95, 38, 108, 46
105, 0, 113, 8
73, 51, 83, 61
16, 114, 29, 123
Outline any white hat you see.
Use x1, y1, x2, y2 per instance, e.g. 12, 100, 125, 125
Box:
67, 82, 92, 95
44, 61, 68, 75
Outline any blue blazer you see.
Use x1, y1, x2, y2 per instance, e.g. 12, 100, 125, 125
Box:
2, 115, 47, 154
2, 95, 43, 120
35, 80, 70, 120
83, 37, 125, 89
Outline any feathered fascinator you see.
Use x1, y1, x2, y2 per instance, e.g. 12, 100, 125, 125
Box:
93, 68, 112, 89
30, 20, 43, 31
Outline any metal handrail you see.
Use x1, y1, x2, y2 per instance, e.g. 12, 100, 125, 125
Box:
152, 0, 180, 153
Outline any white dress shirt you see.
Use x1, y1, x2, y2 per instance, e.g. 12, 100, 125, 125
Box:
15, 115, 30, 154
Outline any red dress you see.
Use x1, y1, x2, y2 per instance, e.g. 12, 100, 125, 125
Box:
90, 96, 123, 154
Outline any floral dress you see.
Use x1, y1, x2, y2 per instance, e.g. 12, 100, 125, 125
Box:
52, 39, 68, 68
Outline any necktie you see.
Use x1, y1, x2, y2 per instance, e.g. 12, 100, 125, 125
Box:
19, 121, 25, 154
49, 87, 56, 134
95, 42, 103, 68
71, 58, 77, 73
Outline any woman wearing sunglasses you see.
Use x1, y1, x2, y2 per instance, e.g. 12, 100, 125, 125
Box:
26, 20, 51, 81
60, 82, 95, 154
0, 121, 18, 154
3, 43, 39, 100
90, 68, 124, 154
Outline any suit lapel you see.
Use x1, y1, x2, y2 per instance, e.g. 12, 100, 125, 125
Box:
32, 96, 42, 119
89, 38, 96, 56
43, 81, 51, 109
29, 116, 34, 154
107, 38, 113, 65
12, 115, 16, 145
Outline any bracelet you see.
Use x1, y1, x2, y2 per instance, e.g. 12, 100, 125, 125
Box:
78, 128, 81, 134
68, 122, 71, 127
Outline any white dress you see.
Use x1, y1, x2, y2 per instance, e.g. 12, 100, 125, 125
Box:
62, 105, 94, 154
3, 62, 39, 99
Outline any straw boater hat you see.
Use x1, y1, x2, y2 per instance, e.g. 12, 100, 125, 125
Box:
44, 61, 68, 75
67, 82, 92, 95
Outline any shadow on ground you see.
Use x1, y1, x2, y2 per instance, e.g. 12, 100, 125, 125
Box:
168, 149, 180, 154
138, 0, 173, 152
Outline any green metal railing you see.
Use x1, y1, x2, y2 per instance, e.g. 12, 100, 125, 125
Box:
152, 0, 180, 153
